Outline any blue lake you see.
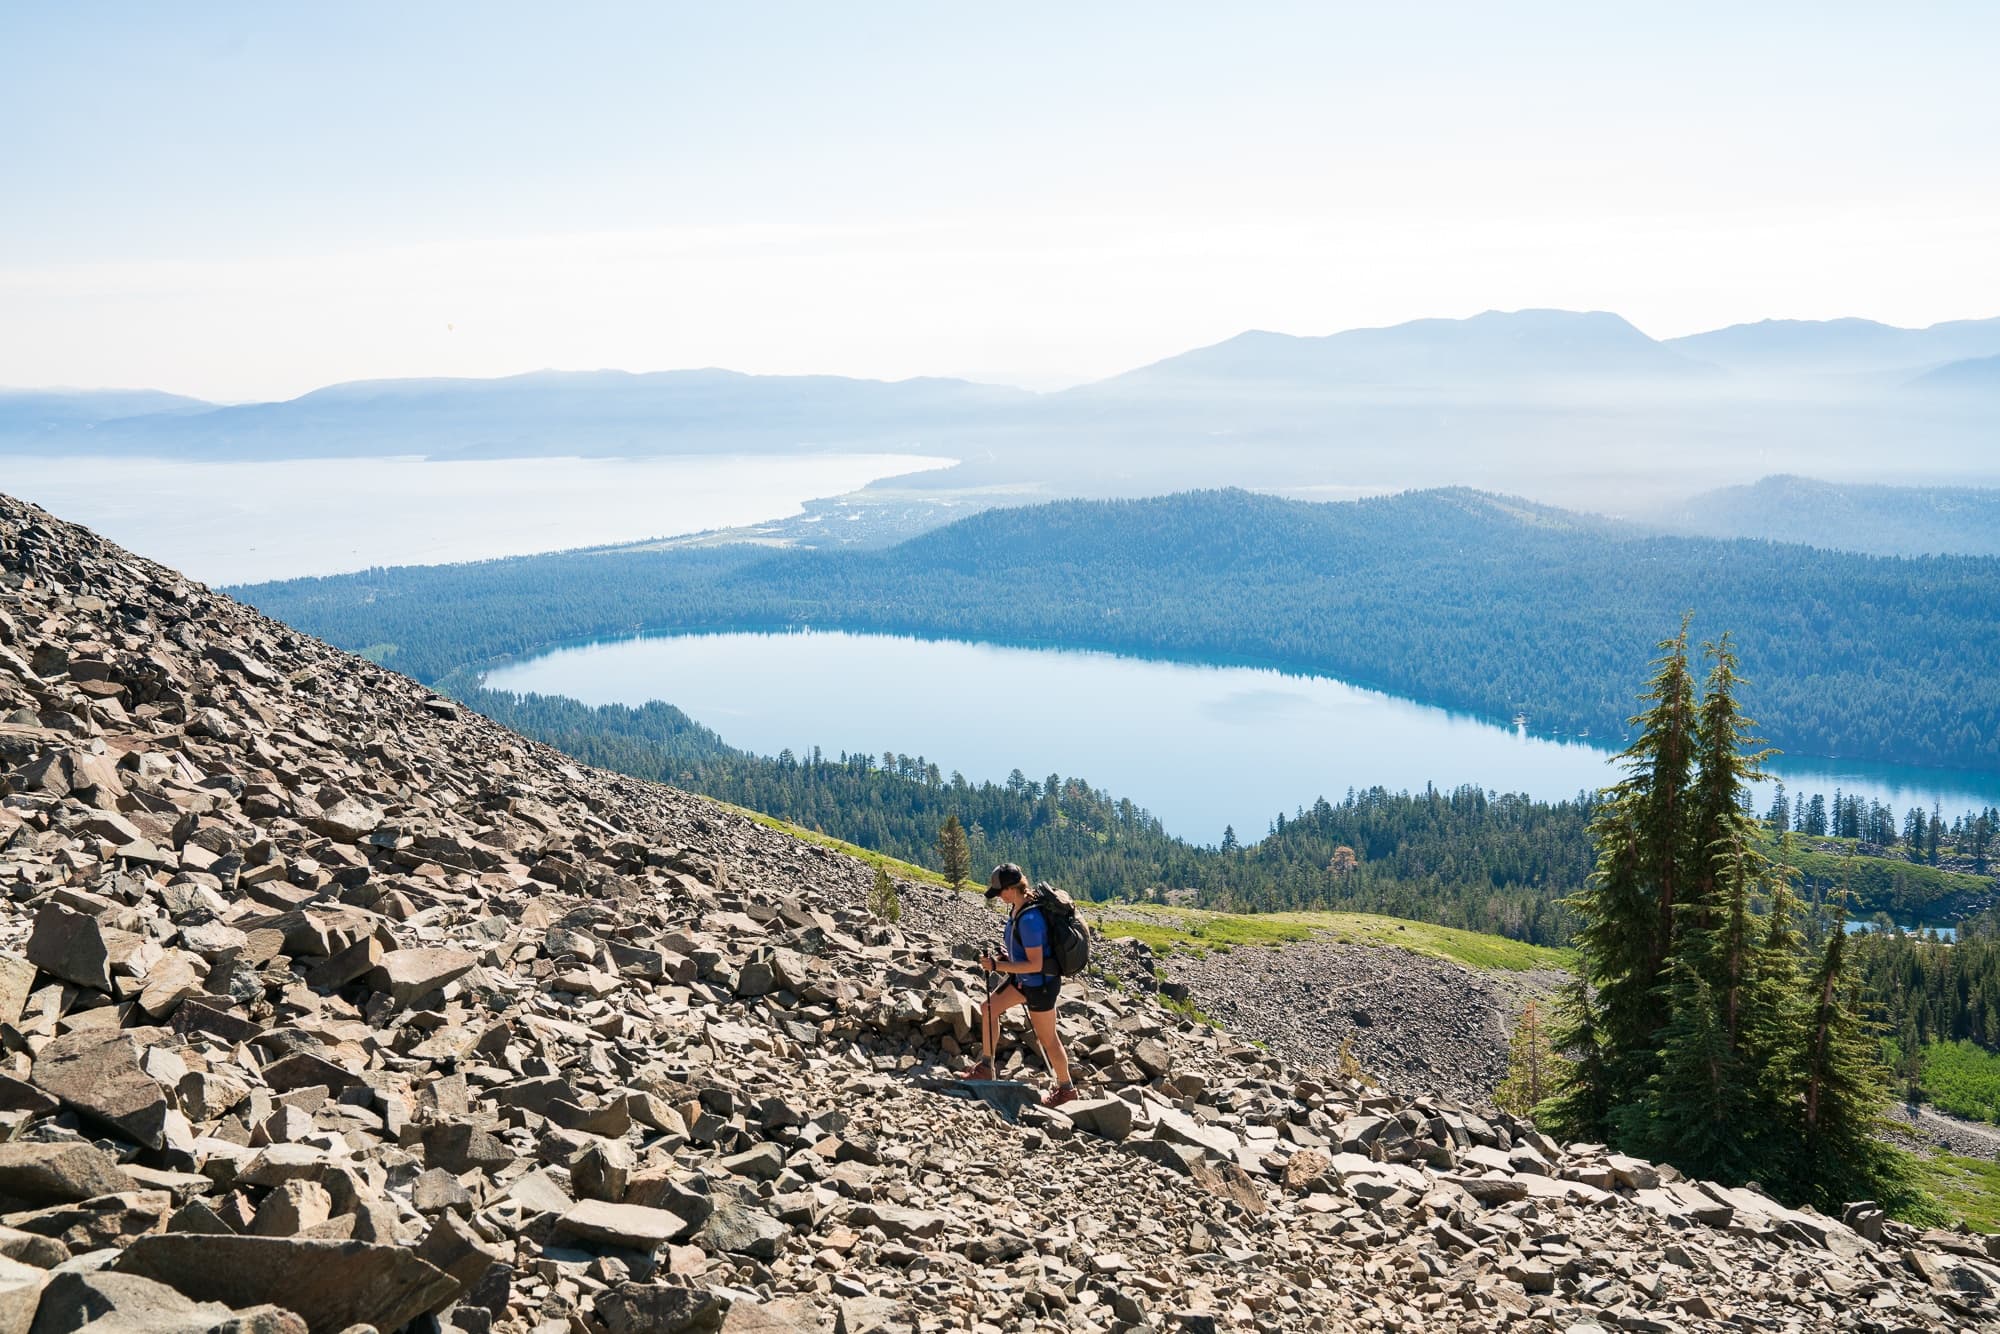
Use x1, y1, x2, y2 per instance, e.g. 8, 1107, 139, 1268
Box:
482, 628, 2000, 846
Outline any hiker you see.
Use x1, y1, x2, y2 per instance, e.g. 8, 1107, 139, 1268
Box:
962, 862, 1078, 1107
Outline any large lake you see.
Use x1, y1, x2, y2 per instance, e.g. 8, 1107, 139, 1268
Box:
2, 453, 951, 585
483, 629, 2000, 845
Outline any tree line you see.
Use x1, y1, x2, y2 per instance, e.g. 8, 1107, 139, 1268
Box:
454, 684, 1996, 945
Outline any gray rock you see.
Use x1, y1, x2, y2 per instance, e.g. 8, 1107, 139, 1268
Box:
25, 904, 113, 994
719, 1299, 818, 1332
363, 948, 475, 1005
411, 1168, 472, 1216
414, 1211, 502, 1297
700, 1197, 785, 1259
0, 1143, 136, 1206
0, 1254, 46, 1334
595, 1281, 728, 1334
1060, 1097, 1134, 1142
717, 1143, 785, 1181
112, 1235, 456, 1334
249, 1181, 331, 1237
30, 1030, 170, 1149
0, 958, 35, 1029
0, 1225, 70, 1269
24, 1268, 305, 1334
556, 1200, 690, 1250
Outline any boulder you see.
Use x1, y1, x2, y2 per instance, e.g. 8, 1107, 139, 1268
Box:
718, 1299, 818, 1333
112, 1235, 457, 1334
23, 1268, 306, 1334
700, 1197, 785, 1259
137, 950, 208, 1019
249, 1181, 331, 1237
556, 1199, 690, 1250
414, 1211, 502, 1296
363, 948, 476, 1005
25, 904, 113, 993
0, 958, 34, 1028
1061, 1097, 1135, 1142
308, 799, 381, 844
31, 1030, 170, 1149
595, 1281, 729, 1334
0, 1254, 45, 1334
0, 1143, 137, 1206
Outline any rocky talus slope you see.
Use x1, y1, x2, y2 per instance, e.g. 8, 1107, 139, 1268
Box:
1111, 936, 1565, 1105
0, 491, 1996, 1334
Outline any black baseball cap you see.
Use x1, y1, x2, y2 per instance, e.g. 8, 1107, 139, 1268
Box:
984, 863, 1026, 898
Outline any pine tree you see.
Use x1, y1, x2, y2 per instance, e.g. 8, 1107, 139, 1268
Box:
1793, 918, 1895, 1207
1554, 618, 1697, 1129
1540, 969, 1610, 1133
1739, 869, 1809, 1143
1549, 619, 1913, 1215
1685, 635, 1769, 949
935, 814, 971, 889
867, 864, 902, 923
1495, 999, 1570, 1117
1636, 957, 1752, 1182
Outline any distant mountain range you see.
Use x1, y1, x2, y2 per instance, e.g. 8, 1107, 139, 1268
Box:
1643, 475, 2000, 557
1092, 309, 1716, 392
0, 387, 215, 433
1909, 353, 2000, 393
7, 310, 1995, 505
0, 369, 1029, 459
1664, 316, 2000, 378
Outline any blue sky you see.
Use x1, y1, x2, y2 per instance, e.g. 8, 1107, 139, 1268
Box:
4, 3, 1996, 398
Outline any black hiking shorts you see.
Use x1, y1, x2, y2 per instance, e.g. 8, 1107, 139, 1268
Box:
1017, 978, 1062, 1013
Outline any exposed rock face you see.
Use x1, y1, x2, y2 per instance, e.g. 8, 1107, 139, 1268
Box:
0, 490, 1996, 1333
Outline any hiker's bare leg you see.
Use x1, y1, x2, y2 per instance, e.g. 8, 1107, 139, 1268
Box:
1027, 1006, 1071, 1086
982, 985, 1025, 1066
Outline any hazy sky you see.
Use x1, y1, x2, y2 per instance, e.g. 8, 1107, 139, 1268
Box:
5, 3, 1997, 400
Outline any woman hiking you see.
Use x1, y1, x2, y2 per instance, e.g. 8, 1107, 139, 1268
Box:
962, 862, 1078, 1108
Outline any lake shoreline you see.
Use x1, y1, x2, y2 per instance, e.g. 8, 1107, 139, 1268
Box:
481, 626, 2000, 845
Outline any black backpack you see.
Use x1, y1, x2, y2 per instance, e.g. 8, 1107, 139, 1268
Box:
1029, 882, 1091, 978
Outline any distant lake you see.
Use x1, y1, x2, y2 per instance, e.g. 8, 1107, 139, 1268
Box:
3, 453, 951, 584
482, 628, 2000, 845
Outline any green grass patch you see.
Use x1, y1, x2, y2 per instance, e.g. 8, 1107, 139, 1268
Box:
1919, 1040, 2000, 1124
357, 643, 399, 665
1913, 1150, 2000, 1233
1158, 992, 1221, 1027
711, 800, 953, 888
1094, 905, 1573, 972
1091, 908, 1317, 958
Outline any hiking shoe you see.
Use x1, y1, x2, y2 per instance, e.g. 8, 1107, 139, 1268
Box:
1044, 1084, 1079, 1109
960, 1062, 994, 1081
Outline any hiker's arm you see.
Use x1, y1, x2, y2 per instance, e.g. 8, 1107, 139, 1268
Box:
980, 947, 1044, 975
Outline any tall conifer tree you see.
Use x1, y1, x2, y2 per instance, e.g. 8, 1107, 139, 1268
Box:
1556, 618, 1697, 1126
1548, 620, 1910, 1215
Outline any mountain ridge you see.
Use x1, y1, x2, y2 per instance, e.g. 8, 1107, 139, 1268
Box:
1084, 309, 1715, 391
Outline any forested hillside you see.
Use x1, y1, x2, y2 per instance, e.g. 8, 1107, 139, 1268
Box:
457, 685, 1998, 946
1853, 915, 2000, 1125
240, 488, 2000, 770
